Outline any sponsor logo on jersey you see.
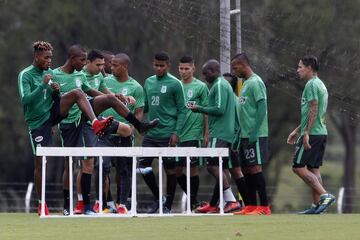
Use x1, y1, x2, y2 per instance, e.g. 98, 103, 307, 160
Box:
94, 78, 99, 86
35, 136, 44, 143
75, 78, 82, 88
161, 86, 167, 93
60, 83, 66, 87
187, 89, 193, 98
122, 88, 128, 95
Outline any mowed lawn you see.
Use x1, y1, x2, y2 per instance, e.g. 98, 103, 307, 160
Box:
1, 213, 359, 240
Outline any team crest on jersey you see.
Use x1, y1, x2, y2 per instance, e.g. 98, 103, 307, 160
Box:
301, 97, 306, 105
161, 85, 167, 93
75, 78, 82, 88
187, 89, 193, 98
122, 88, 128, 95
94, 78, 99, 86
239, 96, 246, 104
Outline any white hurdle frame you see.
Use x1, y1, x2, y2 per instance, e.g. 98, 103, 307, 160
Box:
37, 147, 228, 218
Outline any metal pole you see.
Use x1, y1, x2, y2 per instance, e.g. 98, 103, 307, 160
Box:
235, 0, 242, 53
220, 0, 231, 74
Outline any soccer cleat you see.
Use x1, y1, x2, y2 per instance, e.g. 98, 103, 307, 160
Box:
195, 203, 219, 213
37, 202, 49, 216
103, 206, 117, 214
74, 200, 84, 214
84, 209, 97, 215
224, 201, 241, 213
233, 205, 257, 215
314, 193, 336, 214
63, 208, 70, 216
147, 200, 160, 214
137, 118, 160, 134
298, 204, 319, 214
245, 206, 271, 215
93, 116, 114, 136
117, 205, 128, 214
162, 206, 171, 214
93, 201, 100, 213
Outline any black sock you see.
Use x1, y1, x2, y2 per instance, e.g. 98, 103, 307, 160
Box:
235, 177, 250, 206
125, 112, 141, 130
81, 173, 92, 205
63, 189, 69, 209
244, 174, 257, 205
190, 175, 199, 205
177, 174, 187, 193
106, 176, 113, 202
253, 172, 269, 206
141, 170, 159, 201
165, 174, 177, 210
209, 180, 220, 207
120, 174, 131, 205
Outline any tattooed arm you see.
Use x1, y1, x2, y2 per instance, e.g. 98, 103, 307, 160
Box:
303, 100, 318, 149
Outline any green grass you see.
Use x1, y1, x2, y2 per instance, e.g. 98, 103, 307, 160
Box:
1, 214, 360, 240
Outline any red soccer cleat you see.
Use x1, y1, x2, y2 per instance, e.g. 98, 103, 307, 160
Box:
224, 201, 241, 213
233, 205, 257, 215
74, 200, 84, 214
245, 206, 271, 215
117, 205, 128, 214
195, 202, 219, 213
38, 202, 49, 216
93, 201, 100, 213
93, 116, 114, 136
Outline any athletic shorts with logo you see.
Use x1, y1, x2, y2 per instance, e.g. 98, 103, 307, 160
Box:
176, 140, 202, 167
239, 137, 269, 167
29, 95, 65, 155
138, 135, 175, 170
206, 138, 232, 169
292, 135, 327, 168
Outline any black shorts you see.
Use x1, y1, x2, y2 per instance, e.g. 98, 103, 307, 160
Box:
293, 135, 327, 168
228, 150, 241, 168
138, 135, 175, 170
206, 138, 230, 168
176, 140, 202, 167
239, 137, 269, 167
30, 95, 65, 155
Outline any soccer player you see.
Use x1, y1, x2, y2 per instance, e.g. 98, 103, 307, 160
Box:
231, 53, 271, 215
190, 60, 239, 214
54, 46, 157, 215
99, 53, 145, 214
176, 56, 209, 210
287, 55, 335, 214
101, 50, 114, 76
17, 41, 113, 215
139, 52, 187, 213
223, 73, 250, 209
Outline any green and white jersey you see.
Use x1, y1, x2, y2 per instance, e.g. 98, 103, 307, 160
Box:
300, 76, 328, 135
179, 78, 209, 142
82, 69, 107, 92
144, 73, 187, 138
102, 75, 145, 123
238, 73, 268, 138
52, 68, 91, 124
198, 77, 235, 143
18, 65, 55, 130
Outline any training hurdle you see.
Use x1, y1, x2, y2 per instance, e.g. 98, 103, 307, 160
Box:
36, 147, 228, 218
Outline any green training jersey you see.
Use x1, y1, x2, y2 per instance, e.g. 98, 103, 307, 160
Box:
144, 73, 187, 138
102, 75, 145, 123
18, 65, 55, 130
300, 76, 328, 135
238, 73, 268, 138
82, 69, 107, 92
179, 78, 209, 142
52, 68, 91, 124
198, 77, 235, 143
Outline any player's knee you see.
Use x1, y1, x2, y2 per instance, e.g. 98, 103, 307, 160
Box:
72, 88, 86, 100
117, 123, 131, 137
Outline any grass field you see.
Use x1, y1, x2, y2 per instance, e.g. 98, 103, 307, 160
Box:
1, 213, 360, 240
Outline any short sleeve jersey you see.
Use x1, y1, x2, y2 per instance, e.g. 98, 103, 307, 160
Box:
179, 78, 209, 142
300, 76, 328, 135
143, 73, 187, 138
18, 65, 55, 130
102, 75, 145, 123
52, 68, 91, 124
82, 69, 107, 92
238, 73, 268, 138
